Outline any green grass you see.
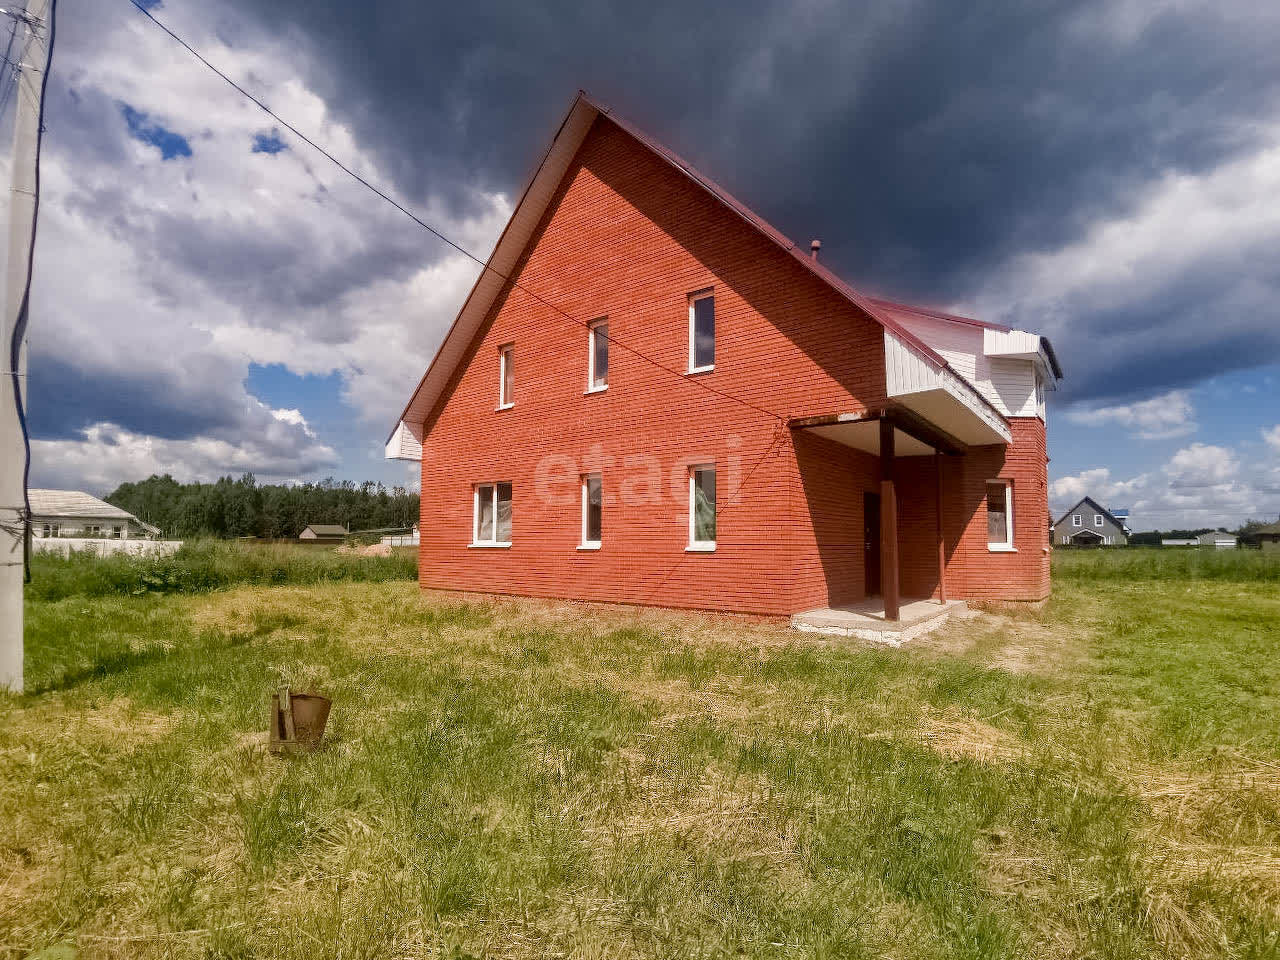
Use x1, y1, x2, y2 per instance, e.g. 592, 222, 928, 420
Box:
1053, 545, 1280, 582
2, 553, 1279, 958
26, 538, 418, 601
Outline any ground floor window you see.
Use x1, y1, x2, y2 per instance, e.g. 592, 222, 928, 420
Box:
472, 482, 512, 546
581, 474, 602, 548
986, 480, 1014, 551
688, 464, 716, 550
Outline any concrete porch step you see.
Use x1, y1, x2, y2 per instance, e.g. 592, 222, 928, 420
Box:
791, 598, 966, 646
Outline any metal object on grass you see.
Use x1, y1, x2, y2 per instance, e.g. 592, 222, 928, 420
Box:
269, 686, 331, 755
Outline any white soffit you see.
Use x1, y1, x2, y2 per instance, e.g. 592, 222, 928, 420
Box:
884, 332, 1012, 444
805, 421, 936, 457
385, 420, 424, 461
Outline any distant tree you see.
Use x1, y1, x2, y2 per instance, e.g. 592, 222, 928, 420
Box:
105, 474, 419, 539
1235, 517, 1277, 538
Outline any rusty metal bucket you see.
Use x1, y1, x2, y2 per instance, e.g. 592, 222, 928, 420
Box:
269, 687, 331, 755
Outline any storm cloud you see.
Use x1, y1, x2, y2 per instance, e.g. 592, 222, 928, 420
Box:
15, 0, 1280, 503
221, 0, 1280, 402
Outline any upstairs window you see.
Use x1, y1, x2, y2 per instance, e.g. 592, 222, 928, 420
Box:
688, 464, 717, 550
588, 319, 608, 392
688, 290, 715, 372
1094, 514, 1104, 527
473, 482, 512, 546
498, 344, 514, 409
1072, 514, 1082, 527
987, 480, 1014, 551
581, 474, 602, 548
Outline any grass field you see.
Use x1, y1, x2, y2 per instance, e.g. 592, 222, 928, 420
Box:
3, 551, 1279, 958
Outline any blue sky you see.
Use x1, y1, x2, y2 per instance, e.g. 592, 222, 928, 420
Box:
11, 0, 1280, 528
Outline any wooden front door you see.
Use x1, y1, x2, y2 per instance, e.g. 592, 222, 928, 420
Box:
863, 492, 881, 597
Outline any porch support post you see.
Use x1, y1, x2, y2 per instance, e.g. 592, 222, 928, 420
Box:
880, 419, 900, 622
935, 452, 947, 604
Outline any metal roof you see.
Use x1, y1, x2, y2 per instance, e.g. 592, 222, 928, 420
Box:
28, 489, 140, 521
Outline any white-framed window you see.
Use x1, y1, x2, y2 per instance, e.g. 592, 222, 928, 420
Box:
112, 525, 123, 539
86, 524, 102, 538
986, 480, 1015, 551
587, 319, 608, 392
1094, 514, 1104, 527
688, 289, 715, 372
472, 482, 512, 546
1072, 514, 1082, 527
580, 474, 602, 548
688, 464, 716, 551
498, 344, 514, 409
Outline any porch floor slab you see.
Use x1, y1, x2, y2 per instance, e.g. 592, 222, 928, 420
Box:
791, 598, 966, 646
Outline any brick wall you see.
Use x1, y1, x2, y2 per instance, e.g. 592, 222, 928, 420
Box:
417, 116, 1051, 613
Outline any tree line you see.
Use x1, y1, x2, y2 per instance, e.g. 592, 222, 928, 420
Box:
105, 474, 419, 540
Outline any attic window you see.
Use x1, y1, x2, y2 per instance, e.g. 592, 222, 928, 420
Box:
498, 345, 514, 409
587, 319, 608, 392
1095, 515, 1104, 527
1072, 514, 1082, 527
688, 290, 714, 372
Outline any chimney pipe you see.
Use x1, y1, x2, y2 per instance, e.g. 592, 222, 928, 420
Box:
810, 239, 821, 260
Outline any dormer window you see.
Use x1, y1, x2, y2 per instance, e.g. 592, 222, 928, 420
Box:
688, 290, 714, 372
498, 344, 514, 409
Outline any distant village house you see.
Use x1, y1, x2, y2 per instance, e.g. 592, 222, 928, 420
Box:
30, 489, 160, 540
1052, 497, 1130, 546
298, 524, 349, 541
1252, 521, 1280, 552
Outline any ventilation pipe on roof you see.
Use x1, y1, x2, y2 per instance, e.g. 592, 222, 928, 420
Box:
810, 239, 821, 260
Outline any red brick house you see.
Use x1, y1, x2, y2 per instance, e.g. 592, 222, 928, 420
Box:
387, 92, 1062, 619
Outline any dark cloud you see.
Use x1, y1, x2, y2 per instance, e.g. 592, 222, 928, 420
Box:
206, 0, 1280, 404
28, 356, 249, 441
220, 0, 1276, 283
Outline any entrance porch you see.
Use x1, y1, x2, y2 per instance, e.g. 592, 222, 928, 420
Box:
791, 403, 1007, 622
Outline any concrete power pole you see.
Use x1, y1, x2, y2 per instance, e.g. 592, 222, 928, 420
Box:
1, 0, 54, 693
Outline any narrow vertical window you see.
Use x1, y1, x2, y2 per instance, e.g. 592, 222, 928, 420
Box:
472, 482, 513, 546
688, 464, 717, 550
986, 480, 1014, 550
688, 290, 714, 372
498, 344, 514, 408
1094, 514, 1103, 527
1072, 514, 1082, 527
588, 319, 608, 391
581, 474, 602, 547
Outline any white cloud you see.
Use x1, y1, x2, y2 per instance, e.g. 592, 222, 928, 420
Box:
32, 420, 339, 494
1264, 425, 1280, 453
1052, 439, 1278, 529
1063, 389, 1196, 439
20, 0, 508, 489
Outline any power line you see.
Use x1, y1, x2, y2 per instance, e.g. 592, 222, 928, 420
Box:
0, 16, 18, 118
124, 0, 789, 425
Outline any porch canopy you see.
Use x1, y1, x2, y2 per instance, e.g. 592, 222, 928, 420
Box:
790, 396, 1009, 622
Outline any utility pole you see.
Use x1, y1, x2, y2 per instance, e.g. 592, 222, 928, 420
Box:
2, 0, 54, 693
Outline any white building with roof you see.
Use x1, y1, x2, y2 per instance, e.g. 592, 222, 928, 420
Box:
29, 489, 160, 540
